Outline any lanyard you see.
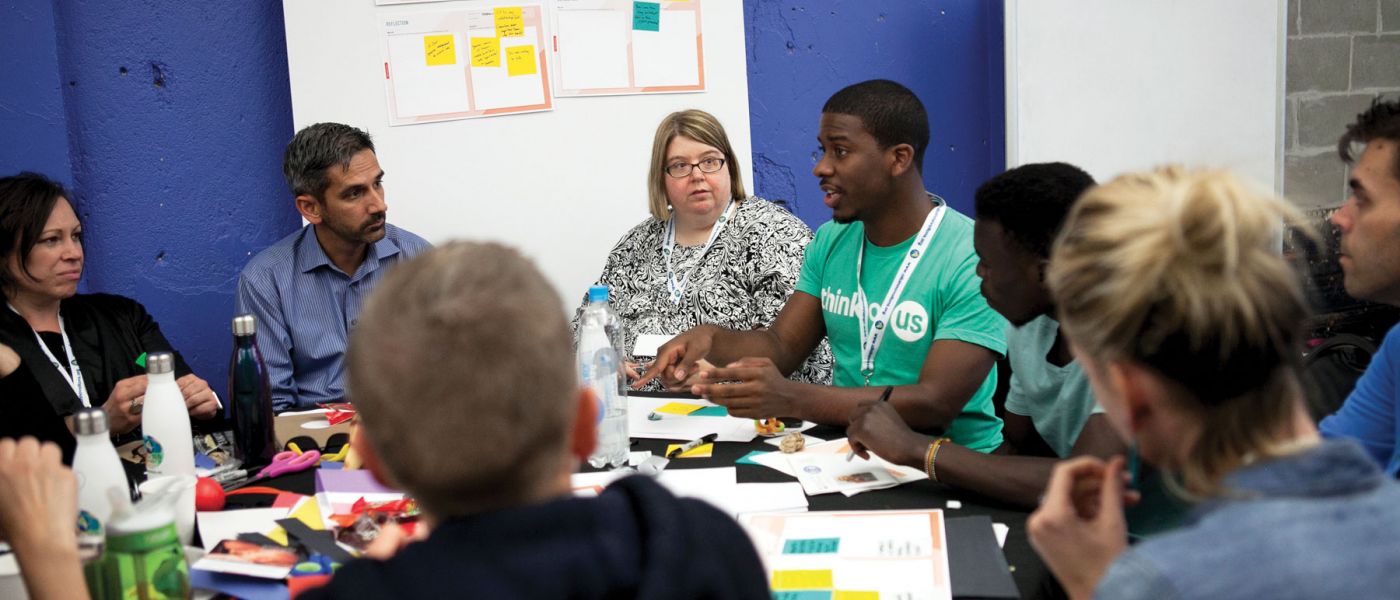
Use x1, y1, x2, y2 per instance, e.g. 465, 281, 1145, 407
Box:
663, 198, 736, 305
855, 199, 947, 385
7, 303, 90, 407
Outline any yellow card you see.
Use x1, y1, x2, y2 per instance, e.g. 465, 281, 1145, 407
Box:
424, 34, 456, 66
665, 442, 713, 458
266, 497, 325, 545
834, 592, 880, 600
506, 45, 536, 77
494, 7, 524, 37
653, 402, 703, 415
771, 569, 834, 591
471, 36, 499, 67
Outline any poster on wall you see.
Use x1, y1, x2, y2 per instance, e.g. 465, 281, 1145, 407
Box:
550, 0, 704, 97
380, 4, 554, 125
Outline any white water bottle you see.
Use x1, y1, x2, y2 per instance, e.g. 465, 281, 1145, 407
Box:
141, 352, 195, 479
580, 285, 628, 469
72, 408, 132, 540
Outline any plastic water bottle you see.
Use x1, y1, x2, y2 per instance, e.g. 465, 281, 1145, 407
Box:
141, 353, 194, 479
580, 285, 628, 468
229, 314, 276, 468
72, 408, 131, 543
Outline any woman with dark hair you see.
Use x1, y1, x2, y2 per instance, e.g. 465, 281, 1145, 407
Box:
0, 172, 218, 443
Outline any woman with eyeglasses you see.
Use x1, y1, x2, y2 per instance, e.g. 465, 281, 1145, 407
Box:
579, 109, 831, 389
1027, 167, 1400, 598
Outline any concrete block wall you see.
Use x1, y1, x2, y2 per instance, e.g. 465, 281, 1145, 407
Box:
1285, 0, 1400, 209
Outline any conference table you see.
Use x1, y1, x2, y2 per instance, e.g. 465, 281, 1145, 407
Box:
224, 392, 1059, 600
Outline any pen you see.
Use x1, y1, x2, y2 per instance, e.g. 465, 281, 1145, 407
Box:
847, 386, 894, 462
667, 433, 718, 459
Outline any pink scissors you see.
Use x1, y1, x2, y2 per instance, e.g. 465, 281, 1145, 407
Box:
224, 450, 321, 491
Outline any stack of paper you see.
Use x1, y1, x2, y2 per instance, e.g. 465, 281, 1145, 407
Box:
749, 438, 927, 497
570, 467, 808, 517
627, 396, 758, 442
314, 470, 406, 530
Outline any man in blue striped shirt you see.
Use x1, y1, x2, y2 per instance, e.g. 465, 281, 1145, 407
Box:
236, 123, 431, 412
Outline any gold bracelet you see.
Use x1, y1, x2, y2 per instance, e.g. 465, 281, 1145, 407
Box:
927, 437, 952, 483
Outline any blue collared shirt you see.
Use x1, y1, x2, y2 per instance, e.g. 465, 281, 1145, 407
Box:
236, 223, 431, 412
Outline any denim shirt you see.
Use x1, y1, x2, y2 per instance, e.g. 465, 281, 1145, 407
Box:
1095, 439, 1400, 599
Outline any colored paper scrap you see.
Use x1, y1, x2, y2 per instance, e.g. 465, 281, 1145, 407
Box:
471, 36, 500, 67
506, 45, 536, 77
833, 592, 879, 600
494, 7, 524, 37
665, 442, 713, 458
632, 1, 661, 31
736, 450, 767, 466
690, 405, 728, 417
424, 35, 456, 66
773, 590, 833, 600
783, 538, 840, 554
772, 569, 834, 591
654, 402, 703, 415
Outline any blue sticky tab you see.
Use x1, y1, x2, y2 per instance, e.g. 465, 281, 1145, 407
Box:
320, 460, 344, 470
782, 538, 840, 554
632, 1, 660, 31
690, 405, 728, 417
773, 591, 833, 600
737, 450, 768, 466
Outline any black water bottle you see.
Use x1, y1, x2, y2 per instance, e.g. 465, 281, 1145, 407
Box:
229, 314, 276, 467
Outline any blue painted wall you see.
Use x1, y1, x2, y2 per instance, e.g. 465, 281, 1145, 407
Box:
744, 0, 1005, 226
1, 0, 1002, 398
1, 0, 300, 398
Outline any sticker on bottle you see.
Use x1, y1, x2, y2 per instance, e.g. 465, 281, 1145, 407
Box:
144, 435, 165, 469
77, 509, 101, 535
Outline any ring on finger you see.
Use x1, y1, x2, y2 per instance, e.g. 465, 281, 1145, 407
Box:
129, 397, 144, 415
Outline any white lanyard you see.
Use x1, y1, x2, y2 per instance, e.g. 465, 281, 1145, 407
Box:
855, 200, 947, 385
662, 198, 736, 305
7, 303, 89, 407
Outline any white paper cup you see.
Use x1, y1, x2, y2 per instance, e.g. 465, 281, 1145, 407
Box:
138, 475, 196, 545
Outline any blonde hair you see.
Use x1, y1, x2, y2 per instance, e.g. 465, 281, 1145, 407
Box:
1048, 166, 1314, 496
647, 109, 747, 220
347, 241, 577, 517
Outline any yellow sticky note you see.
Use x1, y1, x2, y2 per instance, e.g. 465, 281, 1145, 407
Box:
771, 569, 834, 591
654, 402, 703, 415
664, 442, 713, 458
424, 34, 456, 66
471, 36, 499, 67
834, 592, 880, 600
265, 497, 326, 545
506, 45, 536, 77
494, 7, 524, 37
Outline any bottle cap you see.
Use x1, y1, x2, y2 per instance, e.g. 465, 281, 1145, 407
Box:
232, 314, 256, 337
74, 407, 109, 435
588, 285, 609, 302
146, 352, 175, 375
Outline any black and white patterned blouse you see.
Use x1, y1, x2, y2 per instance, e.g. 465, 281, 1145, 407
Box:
579, 197, 834, 388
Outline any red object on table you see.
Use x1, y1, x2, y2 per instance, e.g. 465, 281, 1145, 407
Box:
195, 477, 226, 511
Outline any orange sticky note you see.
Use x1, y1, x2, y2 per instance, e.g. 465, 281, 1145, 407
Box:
424, 34, 456, 66
771, 569, 834, 590
471, 36, 499, 67
664, 442, 713, 458
506, 45, 536, 77
653, 402, 703, 415
494, 7, 524, 37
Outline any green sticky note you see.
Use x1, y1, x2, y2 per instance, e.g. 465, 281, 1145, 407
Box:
135, 352, 147, 369
737, 450, 768, 466
690, 405, 728, 417
783, 538, 840, 554
632, 1, 660, 31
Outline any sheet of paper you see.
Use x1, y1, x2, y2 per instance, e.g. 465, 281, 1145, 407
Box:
631, 11, 699, 87
741, 510, 952, 600
631, 333, 675, 357
749, 438, 927, 497
993, 522, 1009, 549
653, 401, 703, 415
628, 395, 756, 442
556, 8, 631, 91
700, 482, 809, 517
196, 508, 288, 553
314, 470, 405, 529
664, 442, 714, 458
386, 32, 470, 118
471, 27, 547, 110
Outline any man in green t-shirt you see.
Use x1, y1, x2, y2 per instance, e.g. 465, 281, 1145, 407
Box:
638, 80, 1009, 452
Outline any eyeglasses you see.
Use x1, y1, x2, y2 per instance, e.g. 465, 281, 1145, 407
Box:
665, 157, 726, 179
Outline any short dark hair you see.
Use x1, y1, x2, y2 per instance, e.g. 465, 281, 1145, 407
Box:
822, 79, 929, 171
975, 162, 1095, 258
1338, 97, 1400, 179
282, 123, 376, 199
0, 172, 75, 296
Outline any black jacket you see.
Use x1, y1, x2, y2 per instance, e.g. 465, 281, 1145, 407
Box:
0, 359, 76, 463
303, 475, 771, 599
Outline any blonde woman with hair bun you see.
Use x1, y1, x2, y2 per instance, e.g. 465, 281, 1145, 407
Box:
1028, 166, 1400, 599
